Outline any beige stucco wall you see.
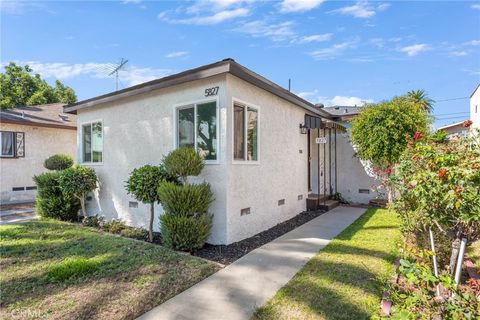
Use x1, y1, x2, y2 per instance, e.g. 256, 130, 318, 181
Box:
224, 74, 311, 243
76, 75, 229, 244
0, 123, 77, 204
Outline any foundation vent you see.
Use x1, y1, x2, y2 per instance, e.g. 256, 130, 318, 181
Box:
240, 207, 251, 216
278, 199, 285, 206
359, 189, 370, 194
12, 187, 25, 192
129, 201, 139, 208
298, 195, 303, 200
26, 186, 37, 190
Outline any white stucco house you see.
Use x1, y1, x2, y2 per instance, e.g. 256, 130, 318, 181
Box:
64, 59, 378, 245
0, 103, 77, 204
471, 83, 479, 131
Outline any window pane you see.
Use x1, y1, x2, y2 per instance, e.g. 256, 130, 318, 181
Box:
247, 108, 258, 161
1, 132, 14, 157
197, 102, 217, 160
92, 122, 103, 163
233, 105, 245, 160
178, 107, 195, 148
82, 124, 92, 163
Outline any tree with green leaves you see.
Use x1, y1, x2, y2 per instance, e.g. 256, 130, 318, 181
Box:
407, 89, 434, 113
125, 164, 177, 242
0, 62, 77, 109
58, 166, 97, 217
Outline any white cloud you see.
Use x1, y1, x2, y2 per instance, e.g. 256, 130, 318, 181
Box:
234, 20, 296, 42
465, 39, 480, 46
399, 43, 429, 56
449, 50, 468, 57
9, 61, 171, 86
298, 33, 332, 43
370, 37, 385, 48
186, 0, 251, 13
329, 96, 373, 106
165, 51, 188, 58
280, 0, 325, 13
296, 90, 373, 106
309, 40, 358, 60
159, 7, 249, 25
122, 0, 142, 4
330, 1, 389, 19
0, 1, 42, 14
472, 3, 480, 10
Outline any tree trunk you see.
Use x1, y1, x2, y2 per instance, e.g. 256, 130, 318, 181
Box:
449, 237, 461, 276
149, 202, 154, 242
79, 194, 86, 217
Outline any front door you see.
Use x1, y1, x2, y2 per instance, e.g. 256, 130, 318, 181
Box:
307, 130, 311, 191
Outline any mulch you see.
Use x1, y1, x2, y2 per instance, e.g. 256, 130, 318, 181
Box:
192, 209, 326, 265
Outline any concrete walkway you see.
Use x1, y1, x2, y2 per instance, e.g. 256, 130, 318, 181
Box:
0, 204, 37, 225
138, 206, 366, 320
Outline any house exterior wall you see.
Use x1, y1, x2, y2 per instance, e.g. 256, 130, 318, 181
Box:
224, 74, 310, 244
75, 75, 229, 244
0, 123, 77, 204
471, 86, 480, 131
335, 132, 380, 204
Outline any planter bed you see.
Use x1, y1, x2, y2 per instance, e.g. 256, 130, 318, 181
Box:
193, 209, 326, 265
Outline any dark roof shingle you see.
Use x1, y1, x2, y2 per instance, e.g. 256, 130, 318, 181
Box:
0, 103, 76, 130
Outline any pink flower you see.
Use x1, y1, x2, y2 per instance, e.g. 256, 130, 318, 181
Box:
414, 132, 423, 140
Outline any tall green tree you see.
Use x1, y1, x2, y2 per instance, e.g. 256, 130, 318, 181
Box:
0, 62, 77, 109
407, 89, 434, 113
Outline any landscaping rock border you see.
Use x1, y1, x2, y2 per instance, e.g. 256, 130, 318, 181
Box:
193, 209, 326, 265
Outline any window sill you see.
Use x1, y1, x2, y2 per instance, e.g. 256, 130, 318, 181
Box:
81, 162, 104, 166
232, 160, 260, 165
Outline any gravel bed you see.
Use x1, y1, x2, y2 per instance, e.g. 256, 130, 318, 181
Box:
193, 210, 326, 265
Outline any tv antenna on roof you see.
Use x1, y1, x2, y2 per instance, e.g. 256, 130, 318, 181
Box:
108, 58, 129, 91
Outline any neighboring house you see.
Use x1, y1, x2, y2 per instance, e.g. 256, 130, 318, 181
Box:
64, 58, 380, 245
437, 121, 469, 137
0, 103, 77, 204
471, 83, 480, 131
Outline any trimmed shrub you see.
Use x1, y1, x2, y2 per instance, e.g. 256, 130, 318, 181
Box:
163, 147, 204, 185
58, 166, 97, 217
125, 164, 177, 242
44, 153, 74, 171
158, 181, 213, 217
33, 172, 80, 221
119, 227, 149, 241
160, 213, 211, 251
101, 219, 128, 234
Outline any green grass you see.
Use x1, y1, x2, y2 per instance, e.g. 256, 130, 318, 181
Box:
253, 208, 401, 320
0, 219, 220, 320
468, 240, 480, 270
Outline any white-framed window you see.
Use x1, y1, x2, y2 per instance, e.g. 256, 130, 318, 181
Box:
1, 131, 25, 158
82, 120, 103, 163
233, 102, 258, 161
176, 100, 218, 162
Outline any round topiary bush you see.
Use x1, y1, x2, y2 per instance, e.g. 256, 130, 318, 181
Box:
160, 213, 211, 251
44, 153, 74, 171
163, 147, 204, 185
33, 171, 80, 221
158, 181, 213, 217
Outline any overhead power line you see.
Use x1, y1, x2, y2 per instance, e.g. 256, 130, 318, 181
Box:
434, 97, 469, 102
433, 111, 469, 116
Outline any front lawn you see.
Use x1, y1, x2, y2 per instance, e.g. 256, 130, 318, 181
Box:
0, 219, 220, 320
253, 208, 401, 320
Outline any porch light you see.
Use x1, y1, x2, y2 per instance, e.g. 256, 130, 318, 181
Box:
299, 123, 308, 134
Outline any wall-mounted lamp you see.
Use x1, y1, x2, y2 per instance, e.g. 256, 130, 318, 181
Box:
299, 123, 308, 134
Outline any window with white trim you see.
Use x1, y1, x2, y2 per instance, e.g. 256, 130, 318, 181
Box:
82, 121, 103, 163
1, 131, 25, 158
233, 103, 258, 161
177, 101, 218, 161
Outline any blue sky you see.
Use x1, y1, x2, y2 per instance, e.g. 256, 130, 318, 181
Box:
1, 0, 480, 127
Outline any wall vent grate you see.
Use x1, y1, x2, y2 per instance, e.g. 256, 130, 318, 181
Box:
298, 195, 303, 200
129, 201, 139, 208
278, 199, 285, 206
240, 207, 251, 216
359, 189, 370, 194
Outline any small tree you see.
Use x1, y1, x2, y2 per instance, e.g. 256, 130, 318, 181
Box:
58, 166, 97, 217
125, 164, 176, 242
44, 153, 74, 171
163, 147, 203, 185
351, 94, 431, 201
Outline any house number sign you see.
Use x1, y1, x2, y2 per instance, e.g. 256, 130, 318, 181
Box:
204, 86, 219, 97
315, 137, 327, 144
